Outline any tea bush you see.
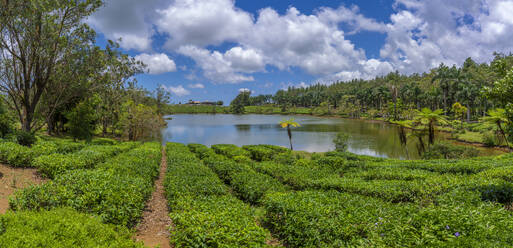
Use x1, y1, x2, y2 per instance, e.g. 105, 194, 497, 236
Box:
263, 190, 513, 247
0, 208, 144, 247
165, 143, 271, 247
34, 142, 138, 178
10, 142, 161, 227
242, 144, 288, 161
211, 144, 251, 158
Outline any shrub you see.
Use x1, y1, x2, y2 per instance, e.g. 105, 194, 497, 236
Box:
165, 143, 271, 247
0, 208, 143, 247
211, 144, 251, 158
333, 132, 349, 152
16, 131, 36, 147
242, 144, 288, 161
10, 142, 161, 227
422, 142, 480, 159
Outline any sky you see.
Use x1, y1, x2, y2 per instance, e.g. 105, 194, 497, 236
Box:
87, 0, 513, 104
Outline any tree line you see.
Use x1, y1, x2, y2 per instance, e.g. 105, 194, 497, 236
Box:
231, 54, 513, 143
0, 0, 169, 142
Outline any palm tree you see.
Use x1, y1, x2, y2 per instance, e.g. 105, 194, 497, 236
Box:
413, 108, 448, 145
279, 118, 300, 150
432, 64, 459, 114
481, 108, 510, 147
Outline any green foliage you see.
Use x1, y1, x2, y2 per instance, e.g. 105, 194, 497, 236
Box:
242, 144, 288, 161
422, 142, 480, 159
263, 190, 513, 247
66, 98, 99, 141
16, 131, 36, 147
230, 91, 250, 114
211, 144, 251, 158
0, 99, 13, 138
10, 142, 161, 227
0, 208, 144, 248
34, 142, 137, 178
333, 132, 349, 152
165, 143, 271, 247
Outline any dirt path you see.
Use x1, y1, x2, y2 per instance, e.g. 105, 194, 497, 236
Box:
0, 164, 45, 214
135, 149, 172, 248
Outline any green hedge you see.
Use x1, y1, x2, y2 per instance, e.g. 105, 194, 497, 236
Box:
263, 190, 513, 247
165, 142, 271, 247
0, 139, 85, 167
34, 142, 138, 178
10, 142, 161, 227
193, 144, 288, 204
0, 208, 143, 247
211, 144, 251, 158
242, 144, 288, 161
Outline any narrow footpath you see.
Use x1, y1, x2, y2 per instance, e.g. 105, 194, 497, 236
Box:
135, 148, 172, 248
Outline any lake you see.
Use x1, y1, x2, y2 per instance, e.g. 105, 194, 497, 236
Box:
161, 114, 501, 159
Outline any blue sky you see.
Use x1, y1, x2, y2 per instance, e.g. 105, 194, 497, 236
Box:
88, 0, 513, 104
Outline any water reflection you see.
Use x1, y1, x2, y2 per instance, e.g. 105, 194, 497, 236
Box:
161, 114, 500, 159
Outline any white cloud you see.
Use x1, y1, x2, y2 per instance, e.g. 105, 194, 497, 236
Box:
134, 53, 176, 74
188, 83, 205, 89
88, 0, 513, 84
178, 45, 256, 83
161, 85, 190, 96
239, 88, 251, 93
88, 0, 164, 51
156, 0, 253, 49
380, 0, 513, 74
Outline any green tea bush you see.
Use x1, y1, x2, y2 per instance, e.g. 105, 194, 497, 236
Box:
0, 208, 144, 248
165, 143, 271, 247
0, 141, 61, 167
263, 190, 513, 247
211, 144, 251, 158
91, 137, 118, 145
198, 148, 288, 204
34, 142, 138, 178
10, 142, 161, 227
242, 144, 288, 161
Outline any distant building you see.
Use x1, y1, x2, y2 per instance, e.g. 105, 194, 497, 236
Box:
187, 100, 218, 105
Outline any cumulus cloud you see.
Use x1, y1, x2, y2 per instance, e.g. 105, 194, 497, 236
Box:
88, 0, 165, 51
381, 0, 513, 74
178, 45, 257, 83
134, 53, 176, 74
188, 83, 205, 89
89, 0, 513, 84
161, 85, 190, 96
156, 0, 253, 49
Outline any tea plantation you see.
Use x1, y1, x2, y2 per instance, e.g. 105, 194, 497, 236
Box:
1, 137, 513, 247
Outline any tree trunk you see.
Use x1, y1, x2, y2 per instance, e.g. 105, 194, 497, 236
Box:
466, 105, 471, 123
287, 126, 293, 150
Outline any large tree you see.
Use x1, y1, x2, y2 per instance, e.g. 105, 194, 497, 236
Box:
0, 0, 103, 132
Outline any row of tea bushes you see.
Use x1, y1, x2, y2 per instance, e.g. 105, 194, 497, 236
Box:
189, 144, 288, 204
164, 143, 272, 247
34, 142, 138, 178
211, 144, 251, 158
241, 144, 288, 161
263, 190, 513, 247
0, 140, 84, 167
9, 142, 161, 227
0, 208, 143, 247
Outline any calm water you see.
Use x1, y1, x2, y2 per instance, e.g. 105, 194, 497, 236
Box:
161, 114, 501, 159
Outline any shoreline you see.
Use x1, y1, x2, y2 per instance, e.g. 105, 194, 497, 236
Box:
164, 110, 510, 154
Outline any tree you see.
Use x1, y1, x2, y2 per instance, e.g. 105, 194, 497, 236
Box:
66, 97, 99, 142
431, 64, 459, 114
485, 65, 513, 141
413, 108, 448, 145
230, 91, 250, 114
155, 84, 171, 115
480, 108, 510, 147
0, 0, 103, 132
120, 100, 163, 141
279, 118, 300, 150
451, 102, 467, 128
333, 132, 349, 152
